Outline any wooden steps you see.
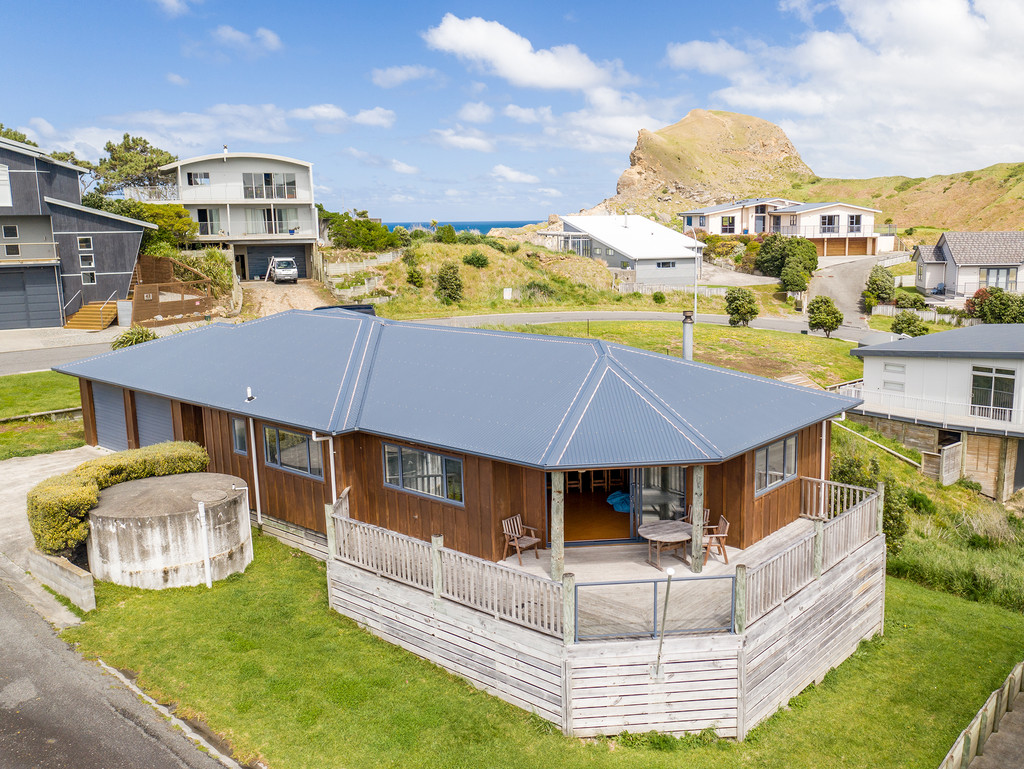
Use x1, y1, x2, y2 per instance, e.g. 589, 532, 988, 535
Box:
64, 301, 118, 330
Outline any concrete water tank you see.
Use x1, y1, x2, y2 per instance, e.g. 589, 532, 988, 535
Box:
87, 473, 253, 589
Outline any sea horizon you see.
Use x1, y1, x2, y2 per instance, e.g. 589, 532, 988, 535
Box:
383, 219, 541, 233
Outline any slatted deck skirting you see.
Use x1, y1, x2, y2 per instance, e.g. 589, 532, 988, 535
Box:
251, 512, 328, 561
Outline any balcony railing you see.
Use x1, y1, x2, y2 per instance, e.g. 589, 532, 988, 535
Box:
0, 241, 59, 263
769, 225, 877, 238
839, 385, 1022, 428
191, 221, 313, 238
124, 183, 310, 203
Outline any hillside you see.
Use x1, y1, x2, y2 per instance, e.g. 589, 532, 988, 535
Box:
600, 109, 1024, 237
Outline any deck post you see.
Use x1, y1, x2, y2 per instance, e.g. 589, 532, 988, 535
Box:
324, 504, 336, 560
431, 535, 444, 601
551, 471, 565, 581
562, 571, 576, 645
690, 465, 705, 573
876, 481, 886, 536
733, 564, 747, 634
813, 519, 824, 579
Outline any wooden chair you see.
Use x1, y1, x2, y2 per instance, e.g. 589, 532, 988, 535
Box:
502, 515, 541, 565
566, 472, 582, 492
590, 469, 608, 492
702, 515, 730, 565
686, 505, 710, 524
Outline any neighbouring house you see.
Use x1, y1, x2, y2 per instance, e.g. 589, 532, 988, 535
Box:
678, 198, 888, 257
914, 231, 1024, 298
838, 324, 1023, 500
0, 136, 155, 330
56, 309, 885, 739
125, 151, 317, 281
536, 214, 703, 288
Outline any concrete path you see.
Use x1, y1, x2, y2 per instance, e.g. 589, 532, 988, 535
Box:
973, 706, 1024, 768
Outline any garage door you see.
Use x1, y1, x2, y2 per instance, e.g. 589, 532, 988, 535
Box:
135, 392, 174, 447
93, 382, 129, 451
0, 268, 61, 330
247, 245, 307, 279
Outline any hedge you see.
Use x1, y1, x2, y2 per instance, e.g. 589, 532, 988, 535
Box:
27, 441, 209, 556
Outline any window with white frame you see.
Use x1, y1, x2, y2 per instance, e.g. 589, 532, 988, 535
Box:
848, 214, 862, 233
593, 247, 602, 255
81, 271, 96, 284
656, 261, 677, 269
4, 244, 19, 257
971, 366, 1015, 421
2, 224, 17, 239
698, 216, 706, 227
980, 267, 1017, 292
883, 381, 905, 392
789, 215, 798, 226
754, 435, 798, 494
186, 172, 210, 186
383, 443, 463, 503
77, 236, 93, 250
264, 426, 323, 478
820, 214, 839, 234
755, 204, 767, 214
883, 363, 906, 374
0, 165, 11, 208
721, 216, 736, 234
80, 254, 94, 269
231, 417, 247, 455
242, 172, 297, 200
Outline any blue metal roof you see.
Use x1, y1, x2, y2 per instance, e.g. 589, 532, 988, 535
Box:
851, 324, 1024, 360
56, 310, 859, 469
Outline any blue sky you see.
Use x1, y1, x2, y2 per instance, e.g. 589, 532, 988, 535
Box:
7, 1, 1023, 221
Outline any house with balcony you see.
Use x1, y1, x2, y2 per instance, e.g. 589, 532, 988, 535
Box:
126, 151, 317, 280
0, 135, 155, 330
838, 325, 1023, 500
679, 198, 888, 257
57, 308, 886, 739
914, 231, 1024, 298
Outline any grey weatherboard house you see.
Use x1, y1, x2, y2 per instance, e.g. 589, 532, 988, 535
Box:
0, 136, 155, 329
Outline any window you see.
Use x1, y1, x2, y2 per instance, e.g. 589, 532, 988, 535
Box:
755, 204, 767, 214
820, 214, 839, 234
231, 417, 248, 455
883, 363, 906, 374
721, 216, 735, 234
789, 215, 798, 226
754, 435, 798, 494
607, 248, 615, 256
848, 214, 862, 233
0, 165, 11, 207
81, 271, 96, 284
242, 172, 296, 199
196, 208, 221, 236
698, 216, 706, 227
383, 443, 463, 503
980, 267, 1017, 292
77, 236, 93, 250
80, 254, 94, 268
685, 216, 693, 226
4, 244, 19, 257
883, 381, 905, 392
971, 366, 1015, 421
263, 426, 323, 478
2, 224, 17, 238
656, 261, 677, 269
186, 172, 210, 186
593, 247, 602, 255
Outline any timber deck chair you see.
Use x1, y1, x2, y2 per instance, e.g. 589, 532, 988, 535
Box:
702, 515, 730, 565
502, 514, 541, 565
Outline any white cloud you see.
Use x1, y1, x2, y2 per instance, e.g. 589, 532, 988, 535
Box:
468, 81, 487, 94
290, 104, 347, 121
457, 102, 494, 123
665, 0, 1024, 176
352, 107, 396, 128
151, 0, 190, 16
433, 126, 495, 152
778, 0, 830, 24
445, 188, 462, 197
423, 14, 630, 90
390, 193, 415, 203
166, 72, 189, 86
390, 160, 418, 175
28, 117, 56, 138
212, 25, 283, 57
536, 187, 563, 197
492, 164, 540, 183
289, 104, 394, 132
345, 147, 418, 175
371, 64, 435, 88
503, 104, 553, 124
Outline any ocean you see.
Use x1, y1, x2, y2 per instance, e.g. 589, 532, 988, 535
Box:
383, 220, 540, 234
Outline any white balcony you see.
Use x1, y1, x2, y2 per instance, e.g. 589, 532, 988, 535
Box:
124, 183, 312, 204
193, 218, 315, 240
839, 385, 1023, 434
767, 225, 878, 238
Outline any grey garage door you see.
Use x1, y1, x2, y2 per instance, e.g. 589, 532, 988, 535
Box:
93, 382, 129, 451
135, 392, 174, 447
0, 267, 61, 330
247, 245, 307, 279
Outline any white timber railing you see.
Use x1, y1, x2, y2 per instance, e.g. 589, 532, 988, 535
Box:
838, 385, 1021, 428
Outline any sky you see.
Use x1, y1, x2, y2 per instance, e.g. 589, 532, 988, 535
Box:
6, 0, 1024, 221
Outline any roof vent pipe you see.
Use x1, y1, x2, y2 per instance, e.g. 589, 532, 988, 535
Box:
682, 310, 694, 361
223, 144, 228, 161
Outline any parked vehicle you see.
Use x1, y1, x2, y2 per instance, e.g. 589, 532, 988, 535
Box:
267, 257, 298, 284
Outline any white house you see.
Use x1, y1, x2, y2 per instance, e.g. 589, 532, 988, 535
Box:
679, 198, 887, 256
547, 215, 703, 288
839, 325, 1023, 500
915, 232, 1024, 298
126, 151, 317, 280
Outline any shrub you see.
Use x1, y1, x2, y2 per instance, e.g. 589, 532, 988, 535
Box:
907, 489, 937, 516
392, 225, 412, 247
724, 287, 758, 326
524, 280, 556, 301
456, 231, 482, 245
433, 224, 457, 244
966, 286, 1024, 323
894, 292, 927, 309
754, 233, 787, 276
830, 454, 906, 556
406, 266, 424, 288
434, 260, 463, 304
807, 295, 843, 338
891, 310, 929, 336
652, 291, 666, 304
956, 477, 983, 493
27, 441, 209, 556
862, 291, 878, 311
167, 247, 234, 298
462, 250, 489, 269
409, 228, 429, 241
780, 260, 808, 292
111, 325, 158, 350
865, 265, 897, 303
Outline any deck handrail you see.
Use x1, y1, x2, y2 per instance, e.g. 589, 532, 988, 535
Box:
98, 289, 118, 321
62, 289, 81, 313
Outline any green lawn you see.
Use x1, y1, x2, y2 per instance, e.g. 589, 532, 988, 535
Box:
489, 321, 862, 386
0, 371, 81, 419
0, 418, 85, 461
887, 260, 918, 277
63, 533, 1024, 769
868, 315, 963, 335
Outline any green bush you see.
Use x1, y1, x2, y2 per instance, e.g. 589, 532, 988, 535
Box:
434, 260, 463, 304
456, 231, 482, 245
111, 325, 158, 350
862, 291, 878, 311
894, 292, 927, 310
830, 453, 907, 556
724, 286, 758, 326
780, 260, 808, 292
907, 489, 937, 516
433, 224, 457, 244
956, 477, 983, 493
462, 250, 489, 269
406, 266, 424, 288
27, 441, 209, 556
652, 291, 666, 304
161, 247, 234, 298
807, 295, 844, 338
891, 310, 929, 336
865, 265, 896, 303
392, 225, 412, 247
409, 228, 429, 241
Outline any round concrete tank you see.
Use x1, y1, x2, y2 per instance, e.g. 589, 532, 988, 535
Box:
86, 473, 253, 589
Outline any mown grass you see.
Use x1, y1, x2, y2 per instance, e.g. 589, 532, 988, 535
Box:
0, 418, 85, 461
0, 370, 81, 419
63, 533, 1024, 769
867, 315, 965, 334
489, 321, 862, 386
887, 261, 918, 277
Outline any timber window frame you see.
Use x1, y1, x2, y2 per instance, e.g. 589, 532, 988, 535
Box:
263, 425, 323, 479
382, 442, 464, 505
231, 417, 248, 455
754, 435, 798, 495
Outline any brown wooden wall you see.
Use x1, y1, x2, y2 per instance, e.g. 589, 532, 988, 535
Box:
337, 433, 547, 561
80, 379, 97, 446
136, 253, 174, 283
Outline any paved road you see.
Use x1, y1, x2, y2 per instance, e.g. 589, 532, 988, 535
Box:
811, 256, 878, 329
0, 343, 112, 376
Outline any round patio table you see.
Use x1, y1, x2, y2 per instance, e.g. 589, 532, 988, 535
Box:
638, 520, 693, 571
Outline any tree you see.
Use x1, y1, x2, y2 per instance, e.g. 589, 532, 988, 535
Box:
317, 205, 400, 252
0, 123, 36, 146
865, 265, 896, 303
434, 260, 463, 304
780, 260, 808, 292
95, 133, 177, 194
754, 233, 787, 276
891, 310, 929, 336
724, 287, 758, 326
966, 286, 1024, 323
434, 224, 457, 244
784, 238, 818, 275
81, 193, 196, 251
807, 295, 843, 338
392, 225, 412, 247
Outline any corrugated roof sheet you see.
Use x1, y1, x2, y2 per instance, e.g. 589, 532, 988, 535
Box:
559, 215, 700, 260
851, 324, 1024, 359
56, 310, 859, 469
678, 198, 794, 215
939, 232, 1024, 266
772, 201, 881, 214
